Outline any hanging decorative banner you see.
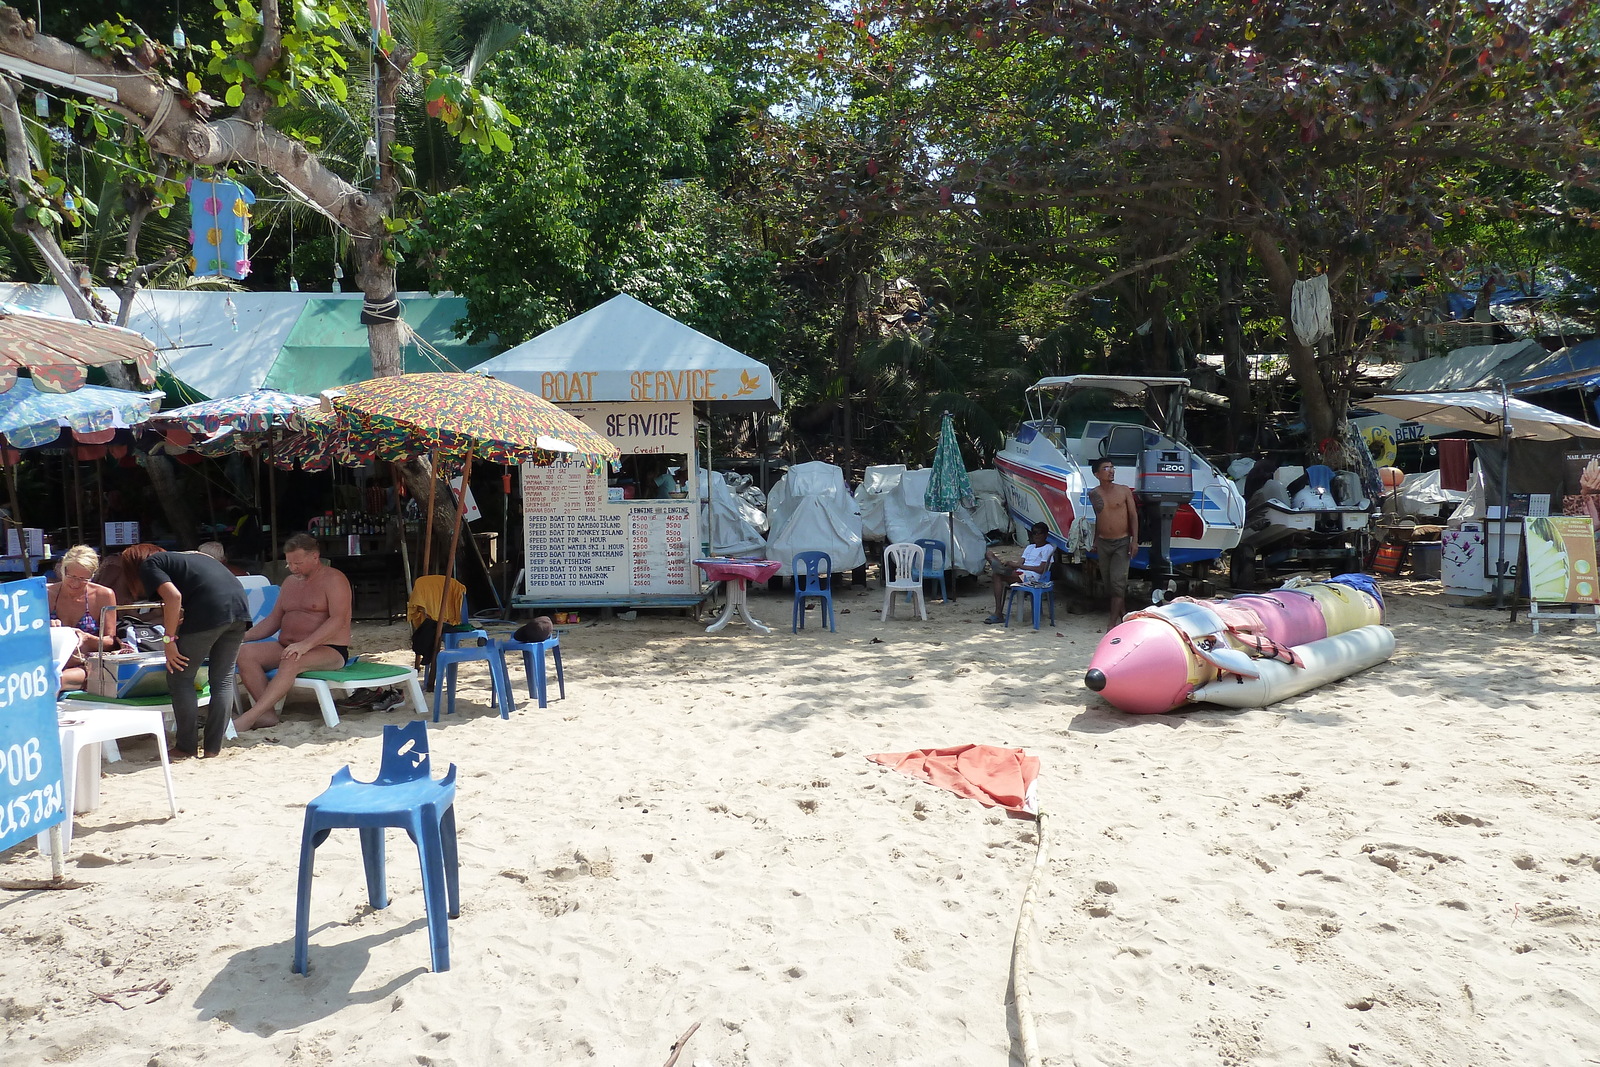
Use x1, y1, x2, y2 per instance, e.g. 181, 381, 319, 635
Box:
186, 177, 255, 279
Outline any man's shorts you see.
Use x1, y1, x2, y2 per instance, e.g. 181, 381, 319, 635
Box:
1096, 536, 1132, 597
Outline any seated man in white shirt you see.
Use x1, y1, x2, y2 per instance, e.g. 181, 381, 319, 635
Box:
985, 522, 1057, 624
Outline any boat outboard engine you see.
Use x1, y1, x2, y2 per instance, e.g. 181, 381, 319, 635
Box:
1138, 446, 1194, 599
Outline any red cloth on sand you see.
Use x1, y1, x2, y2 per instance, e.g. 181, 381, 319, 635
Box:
868, 745, 1040, 815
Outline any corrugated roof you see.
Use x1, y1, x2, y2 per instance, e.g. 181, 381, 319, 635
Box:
1389, 339, 1550, 392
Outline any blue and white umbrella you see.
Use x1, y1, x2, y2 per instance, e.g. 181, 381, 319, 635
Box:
0, 377, 162, 449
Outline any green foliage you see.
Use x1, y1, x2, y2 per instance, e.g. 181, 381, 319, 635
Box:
203, 0, 351, 106
421, 33, 784, 357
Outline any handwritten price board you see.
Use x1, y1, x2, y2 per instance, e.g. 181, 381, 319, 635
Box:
0, 578, 66, 853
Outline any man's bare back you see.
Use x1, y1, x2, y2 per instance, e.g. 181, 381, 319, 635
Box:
277, 564, 352, 647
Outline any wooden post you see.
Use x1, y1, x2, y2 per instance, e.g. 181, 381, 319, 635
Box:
421, 447, 439, 577
428, 444, 475, 671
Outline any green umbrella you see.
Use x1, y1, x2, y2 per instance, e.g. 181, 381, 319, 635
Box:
924, 412, 974, 513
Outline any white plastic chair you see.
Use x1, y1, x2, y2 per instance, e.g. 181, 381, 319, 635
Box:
39, 706, 179, 856
881, 542, 928, 621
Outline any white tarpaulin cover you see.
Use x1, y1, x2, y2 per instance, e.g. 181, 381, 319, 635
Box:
966, 468, 1010, 533
698, 469, 767, 557
855, 464, 906, 541
765, 461, 865, 574
885, 467, 986, 575
1397, 469, 1467, 519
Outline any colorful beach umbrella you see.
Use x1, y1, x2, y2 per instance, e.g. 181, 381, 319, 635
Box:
149, 388, 319, 436
924, 412, 975, 513
324, 372, 620, 468
0, 377, 162, 449
0, 307, 158, 394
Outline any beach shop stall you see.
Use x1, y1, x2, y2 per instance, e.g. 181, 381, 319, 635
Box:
474, 294, 780, 610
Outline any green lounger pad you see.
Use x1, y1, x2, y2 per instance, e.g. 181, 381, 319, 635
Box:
63, 687, 211, 705
300, 662, 412, 682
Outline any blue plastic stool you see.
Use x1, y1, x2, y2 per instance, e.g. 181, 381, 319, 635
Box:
792, 551, 835, 632
432, 632, 514, 721
913, 539, 950, 602
1005, 581, 1056, 630
494, 631, 565, 710
293, 721, 460, 974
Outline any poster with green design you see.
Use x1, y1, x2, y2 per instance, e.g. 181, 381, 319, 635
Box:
1525, 516, 1600, 605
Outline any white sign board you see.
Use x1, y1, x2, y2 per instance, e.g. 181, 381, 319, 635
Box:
522, 402, 699, 599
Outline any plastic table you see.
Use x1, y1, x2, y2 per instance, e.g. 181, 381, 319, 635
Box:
694, 558, 783, 634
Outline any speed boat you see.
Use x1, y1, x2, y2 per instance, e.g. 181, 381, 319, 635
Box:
994, 376, 1245, 583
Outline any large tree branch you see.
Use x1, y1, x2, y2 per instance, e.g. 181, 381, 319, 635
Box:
0, 76, 100, 321
0, 7, 384, 236
241, 0, 284, 124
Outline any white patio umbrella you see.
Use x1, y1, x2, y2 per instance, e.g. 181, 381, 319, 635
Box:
1364, 388, 1600, 606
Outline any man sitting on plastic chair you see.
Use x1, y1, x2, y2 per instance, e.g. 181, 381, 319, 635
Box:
233, 533, 354, 732
985, 522, 1056, 624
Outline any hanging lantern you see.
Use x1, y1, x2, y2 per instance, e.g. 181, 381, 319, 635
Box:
62, 192, 76, 212
172, 24, 186, 48
186, 176, 256, 279
34, 91, 48, 118
289, 275, 300, 293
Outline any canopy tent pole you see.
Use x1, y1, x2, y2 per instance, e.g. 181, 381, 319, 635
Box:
500, 464, 512, 609
1494, 381, 1513, 610
267, 441, 280, 562
94, 455, 104, 550
422, 448, 439, 577
5, 454, 32, 577
71, 450, 83, 547
429, 443, 476, 672
391, 462, 413, 591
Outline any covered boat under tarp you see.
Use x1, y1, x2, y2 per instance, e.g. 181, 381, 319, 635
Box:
765, 462, 866, 575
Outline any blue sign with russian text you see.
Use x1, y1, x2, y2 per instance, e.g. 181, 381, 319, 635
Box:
0, 578, 66, 853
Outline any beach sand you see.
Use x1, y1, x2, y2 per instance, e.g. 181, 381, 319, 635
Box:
3, 578, 1599, 1065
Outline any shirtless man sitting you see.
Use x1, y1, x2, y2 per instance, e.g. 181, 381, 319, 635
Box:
233, 533, 353, 731
1089, 457, 1140, 630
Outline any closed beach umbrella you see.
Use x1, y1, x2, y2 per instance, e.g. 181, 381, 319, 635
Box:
924, 411, 975, 513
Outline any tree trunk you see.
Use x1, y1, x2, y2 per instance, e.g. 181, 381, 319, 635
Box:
1217, 257, 1254, 450
355, 244, 405, 378
1251, 231, 1339, 447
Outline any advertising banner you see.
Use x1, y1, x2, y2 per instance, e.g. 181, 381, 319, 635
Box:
0, 578, 67, 853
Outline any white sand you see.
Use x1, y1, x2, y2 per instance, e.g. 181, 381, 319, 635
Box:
3, 578, 1599, 1066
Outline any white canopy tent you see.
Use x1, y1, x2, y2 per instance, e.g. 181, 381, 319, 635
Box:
475, 293, 780, 412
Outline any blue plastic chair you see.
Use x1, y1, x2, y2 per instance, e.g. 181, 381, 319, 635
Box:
913, 538, 950, 602
494, 629, 565, 710
1005, 581, 1056, 630
792, 551, 835, 632
431, 594, 514, 721
293, 721, 460, 974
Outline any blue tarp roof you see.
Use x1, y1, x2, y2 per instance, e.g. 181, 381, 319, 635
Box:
1513, 338, 1600, 395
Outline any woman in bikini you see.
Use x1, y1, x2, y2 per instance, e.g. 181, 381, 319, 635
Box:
48, 545, 120, 691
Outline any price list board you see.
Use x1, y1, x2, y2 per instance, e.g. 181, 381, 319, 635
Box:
523, 463, 699, 598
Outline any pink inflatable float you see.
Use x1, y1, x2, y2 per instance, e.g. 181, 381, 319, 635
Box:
1084, 575, 1395, 713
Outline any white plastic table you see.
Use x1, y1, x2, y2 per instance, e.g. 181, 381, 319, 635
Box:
694, 558, 783, 634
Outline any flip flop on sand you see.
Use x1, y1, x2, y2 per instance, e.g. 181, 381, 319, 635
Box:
984, 614, 1004, 624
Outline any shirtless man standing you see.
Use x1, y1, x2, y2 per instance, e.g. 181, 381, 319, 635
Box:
1088, 457, 1140, 630
233, 532, 353, 731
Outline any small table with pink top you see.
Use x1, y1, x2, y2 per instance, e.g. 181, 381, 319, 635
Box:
693, 557, 783, 634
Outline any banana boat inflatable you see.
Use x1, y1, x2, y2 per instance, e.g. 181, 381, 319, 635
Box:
1083, 575, 1394, 713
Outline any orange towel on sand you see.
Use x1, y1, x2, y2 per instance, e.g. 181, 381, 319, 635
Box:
868, 745, 1040, 815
